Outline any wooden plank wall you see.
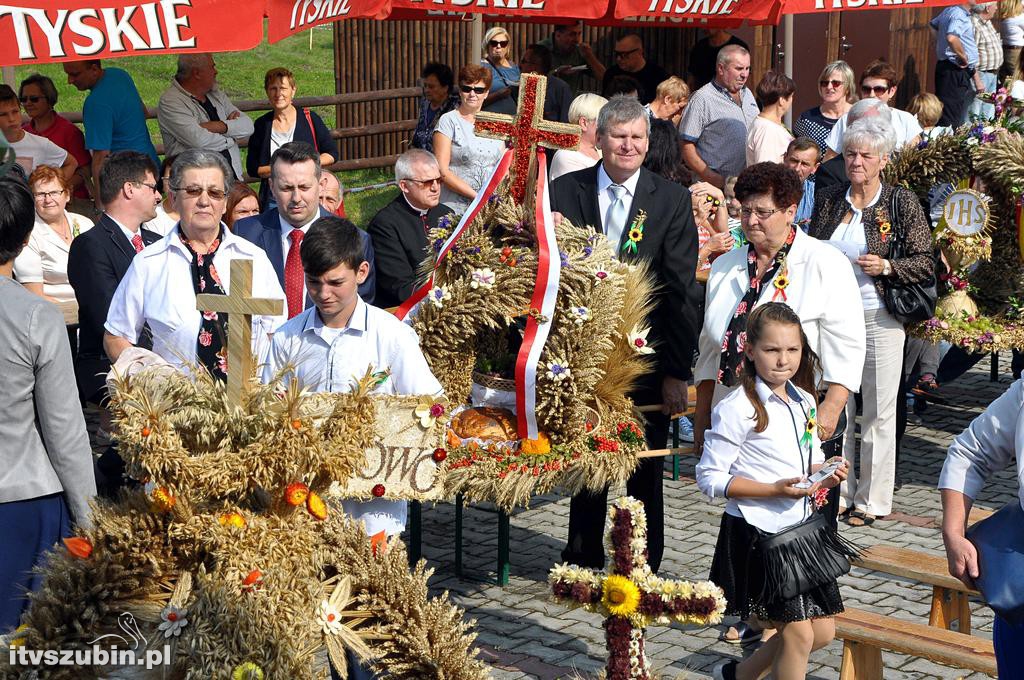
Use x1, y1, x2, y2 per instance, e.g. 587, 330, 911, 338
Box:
331, 20, 698, 163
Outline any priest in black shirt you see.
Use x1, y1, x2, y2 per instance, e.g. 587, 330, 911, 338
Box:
366, 149, 454, 309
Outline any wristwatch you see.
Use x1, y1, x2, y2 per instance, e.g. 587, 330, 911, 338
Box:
881, 259, 893, 277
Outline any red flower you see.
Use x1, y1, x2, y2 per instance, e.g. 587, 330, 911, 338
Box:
372, 484, 386, 498
429, 403, 446, 418
198, 329, 213, 347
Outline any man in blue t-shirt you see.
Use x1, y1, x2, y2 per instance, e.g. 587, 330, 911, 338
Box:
63, 60, 159, 206
930, 3, 982, 127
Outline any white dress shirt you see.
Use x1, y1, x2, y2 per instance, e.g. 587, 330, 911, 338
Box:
825, 185, 885, 311
697, 378, 825, 533
105, 224, 286, 375
279, 213, 318, 306
939, 378, 1024, 512
596, 164, 641, 253
263, 297, 443, 536
13, 210, 94, 303
107, 214, 142, 245
143, 205, 178, 237
695, 228, 866, 405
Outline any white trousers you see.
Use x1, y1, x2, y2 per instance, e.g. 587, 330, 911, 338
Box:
841, 307, 905, 516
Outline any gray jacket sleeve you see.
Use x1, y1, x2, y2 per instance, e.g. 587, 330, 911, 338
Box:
31, 303, 97, 528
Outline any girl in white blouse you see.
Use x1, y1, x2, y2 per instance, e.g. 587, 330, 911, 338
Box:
698, 303, 847, 680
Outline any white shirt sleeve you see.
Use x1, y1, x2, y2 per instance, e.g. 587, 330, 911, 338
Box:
939, 378, 1023, 499
104, 258, 147, 343
826, 115, 848, 154
696, 393, 751, 499
389, 324, 443, 396
815, 252, 866, 392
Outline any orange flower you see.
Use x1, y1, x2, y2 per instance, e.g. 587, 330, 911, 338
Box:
520, 432, 551, 455
149, 486, 176, 513
241, 569, 263, 593
284, 482, 309, 506
219, 512, 246, 528
63, 536, 93, 559
306, 491, 328, 520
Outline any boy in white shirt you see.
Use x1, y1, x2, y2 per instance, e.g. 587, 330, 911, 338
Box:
262, 215, 442, 538
0, 85, 76, 180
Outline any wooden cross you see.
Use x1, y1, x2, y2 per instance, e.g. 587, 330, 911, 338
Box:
474, 72, 581, 202
195, 258, 283, 405
549, 496, 726, 680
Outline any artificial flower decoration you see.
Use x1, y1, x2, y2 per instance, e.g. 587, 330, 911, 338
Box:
802, 407, 817, 447
772, 269, 790, 302
146, 483, 176, 513
241, 569, 263, 593
546, 360, 571, 382
414, 395, 451, 428
431, 447, 447, 463
218, 512, 246, 528
878, 218, 892, 243
601, 574, 641, 617
621, 209, 647, 255
812, 486, 830, 510
157, 606, 189, 638
306, 491, 328, 521
520, 432, 552, 455
470, 268, 496, 290
232, 662, 265, 680
319, 599, 344, 635
285, 482, 310, 506
627, 324, 655, 355
428, 285, 449, 309
371, 531, 388, 557
372, 484, 386, 498
570, 306, 592, 325
63, 536, 93, 559
594, 269, 610, 283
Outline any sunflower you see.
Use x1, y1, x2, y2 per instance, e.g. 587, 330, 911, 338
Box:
774, 274, 789, 290
628, 227, 644, 243
232, 662, 264, 680
601, 574, 641, 617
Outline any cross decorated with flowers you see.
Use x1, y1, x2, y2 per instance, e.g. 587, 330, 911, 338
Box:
550, 497, 726, 680
474, 72, 581, 203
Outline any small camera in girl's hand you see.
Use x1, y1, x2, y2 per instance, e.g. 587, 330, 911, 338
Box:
795, 459, 844, 489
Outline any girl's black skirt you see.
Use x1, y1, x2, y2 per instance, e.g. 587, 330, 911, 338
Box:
709, 511, 844, 623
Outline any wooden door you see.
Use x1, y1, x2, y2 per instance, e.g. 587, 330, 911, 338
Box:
790, 13, 835, 119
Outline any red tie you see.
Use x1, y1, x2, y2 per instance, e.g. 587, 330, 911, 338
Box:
285, 229, 305, 319
131, 233, 144, 253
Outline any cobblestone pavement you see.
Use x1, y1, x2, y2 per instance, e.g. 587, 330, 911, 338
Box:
83, 359, 1016, 679
409, 360, 1019, 680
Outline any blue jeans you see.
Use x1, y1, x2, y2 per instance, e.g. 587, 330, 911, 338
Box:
994, 615, 1024, 677
968, 70, 998, 120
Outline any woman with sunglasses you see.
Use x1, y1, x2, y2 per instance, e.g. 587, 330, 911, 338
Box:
433, 64, 506, 214
793, 61, 857, 153
480, 27, 521, 115
18, 74, 93, 208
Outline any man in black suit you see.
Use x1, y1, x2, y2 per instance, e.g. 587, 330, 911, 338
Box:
68, 150, 162, 405
234, 142, 374, 317
550, 96, 701, 573
366, 149, 453, 309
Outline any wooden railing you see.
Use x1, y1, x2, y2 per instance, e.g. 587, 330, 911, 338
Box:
57, 88, 422, 173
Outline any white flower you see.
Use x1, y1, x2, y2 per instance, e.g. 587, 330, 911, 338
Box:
470, 268, 495, 290
546, 361, 571, 382
570, 306, 592, 325
966, 136, 979, 146
627, 325, 655, 355
428, 286, 448, 308
158, 606, 188, 638
983, 125, 995, 135
319, 600, 344, 635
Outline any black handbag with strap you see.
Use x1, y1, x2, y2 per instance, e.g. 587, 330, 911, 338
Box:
881, 189, 938, 324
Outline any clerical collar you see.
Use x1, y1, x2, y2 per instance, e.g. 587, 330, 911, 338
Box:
402, 194, 429, 217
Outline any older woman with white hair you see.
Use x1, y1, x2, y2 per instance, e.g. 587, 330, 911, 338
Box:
809, 117, 934, 527
550, 93, 607, 180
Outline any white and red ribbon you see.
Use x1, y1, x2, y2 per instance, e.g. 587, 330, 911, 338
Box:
514, 148, 561, 439
395, 148, 513, 321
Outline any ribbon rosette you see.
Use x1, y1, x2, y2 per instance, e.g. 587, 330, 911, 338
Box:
801, 407, 816, 448
621, 209, 647, 256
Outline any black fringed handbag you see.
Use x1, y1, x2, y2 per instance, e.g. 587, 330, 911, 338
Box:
755, 401, 861, 602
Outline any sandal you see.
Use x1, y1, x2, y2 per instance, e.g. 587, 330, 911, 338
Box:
721, 621, 762, 645
846, 510, 876, 527
838, 506, 854, 522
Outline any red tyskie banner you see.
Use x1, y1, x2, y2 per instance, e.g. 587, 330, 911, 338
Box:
0, 0, 265, 66
267, 0, 392, 42
780, 0, 956, 13
387, 0, 608, 21
611, 0, 777, 23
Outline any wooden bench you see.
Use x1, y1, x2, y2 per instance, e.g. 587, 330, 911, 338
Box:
835, 607, 996, 679
853, 544, 979, 633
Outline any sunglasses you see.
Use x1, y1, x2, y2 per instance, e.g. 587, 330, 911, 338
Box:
818, 79, 843, 89
19, 95, 45, 104
488, 39, 509, 48
614, 48, 640, 59
174, 185, 227, 201
860, 84, 890, 95
406, 176, 441, 187
460, 84, 488, 94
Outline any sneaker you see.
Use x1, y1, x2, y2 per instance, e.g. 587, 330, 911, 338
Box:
676, 416, 695, 444
712, 660, 738, 680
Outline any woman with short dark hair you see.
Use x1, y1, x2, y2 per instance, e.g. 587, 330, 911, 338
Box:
411, 62, 459, 153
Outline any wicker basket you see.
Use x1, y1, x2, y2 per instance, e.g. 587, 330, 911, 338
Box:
471, 370, 516, 393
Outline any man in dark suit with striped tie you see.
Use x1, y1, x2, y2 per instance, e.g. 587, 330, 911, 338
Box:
550, 96, 702, 573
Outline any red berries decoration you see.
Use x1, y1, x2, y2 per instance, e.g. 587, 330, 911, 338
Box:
432, 448, 447, 463
372, 484, 386, 498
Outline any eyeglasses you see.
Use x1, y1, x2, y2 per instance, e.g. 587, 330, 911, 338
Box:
818, 79, 843, 89
134, 181, 159, 192
860, 84, 890, 95
488, 39, 509, 48
33, 189, 65, 201
614, 48, 640, 59
740, 206, 783, 220
405, 176, 441, 187
460, 84, 488, 94
173, 185, 227, 201
19, 95, 44, 104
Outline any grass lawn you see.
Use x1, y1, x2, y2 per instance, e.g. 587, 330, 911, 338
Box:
12, 25, 399, 225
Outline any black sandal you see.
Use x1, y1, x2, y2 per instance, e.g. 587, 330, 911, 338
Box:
846, 510, 876, 527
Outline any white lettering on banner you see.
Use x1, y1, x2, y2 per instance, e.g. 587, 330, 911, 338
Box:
405, 0, 547, 8
814, 0, 921, 8
646, 0, 738, 15
289, 0, 352, 31
0, 0, 195, 60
